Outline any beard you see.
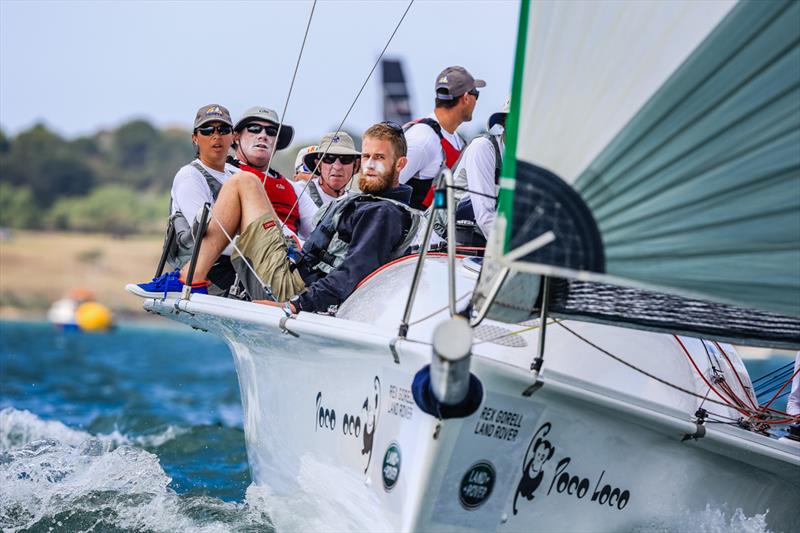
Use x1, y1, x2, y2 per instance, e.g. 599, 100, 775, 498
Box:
359, 162, 397, 194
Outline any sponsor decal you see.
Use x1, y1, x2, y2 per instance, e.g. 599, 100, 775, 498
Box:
382, 442, 401, 491
473, 406, 523, 442
459, 461, 495, 510
387, 384, 415, 420
512, 422, 631, 516
314, 376, 381, 474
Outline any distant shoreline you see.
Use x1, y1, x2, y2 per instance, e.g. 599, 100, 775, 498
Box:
0, 230, 163, 316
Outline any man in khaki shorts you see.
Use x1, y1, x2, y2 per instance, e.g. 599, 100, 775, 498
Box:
132, 123, 416, 314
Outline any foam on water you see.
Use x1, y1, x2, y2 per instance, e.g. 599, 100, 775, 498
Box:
0, 408, 272, 532
632, 505, 773, 533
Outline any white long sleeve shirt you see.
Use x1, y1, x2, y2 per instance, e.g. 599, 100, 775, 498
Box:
452, 134, 504, 239
787, 352, 800, 417
399, 113, 464, 184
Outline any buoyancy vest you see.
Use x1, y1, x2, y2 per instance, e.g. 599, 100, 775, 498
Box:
402, 117, 464, 209
434, 133, 503, 239
299, 193, 422, 275
229, 159, 301, 235
306, 179, 324, 208
166, 161, 223, 268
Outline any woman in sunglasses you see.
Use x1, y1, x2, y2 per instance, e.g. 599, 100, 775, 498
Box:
165, 104, 238, 293
227, 106, 303, 239
293, 132, 361, 239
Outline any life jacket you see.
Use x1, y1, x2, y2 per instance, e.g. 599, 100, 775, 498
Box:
306, 179, 324, 208
299, 193, 422, 275
166, 160, 223, 268
229, 159, 301, 235
402, 117, 464, 209
434, 133, 503, 240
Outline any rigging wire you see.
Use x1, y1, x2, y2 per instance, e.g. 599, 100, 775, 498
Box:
751, 361, 794, 384
277, 0, 416, 235
263, 0, 318, 186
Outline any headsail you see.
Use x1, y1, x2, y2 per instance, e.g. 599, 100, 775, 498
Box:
381, 58, 413, 124
495, 0, 800, 322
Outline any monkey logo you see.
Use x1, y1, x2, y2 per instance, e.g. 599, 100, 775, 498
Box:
361, 376, 381, 473
512, 422, 555, 515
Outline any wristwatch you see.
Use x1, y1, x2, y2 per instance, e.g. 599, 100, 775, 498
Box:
283, 301, 295, 315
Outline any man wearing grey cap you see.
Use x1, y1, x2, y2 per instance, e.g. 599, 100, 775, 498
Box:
227, 106, 303, 237
399, 65, 485, 210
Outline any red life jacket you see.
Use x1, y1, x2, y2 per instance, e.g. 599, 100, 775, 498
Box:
402, 117, 463, 208
235, 161, 300, 235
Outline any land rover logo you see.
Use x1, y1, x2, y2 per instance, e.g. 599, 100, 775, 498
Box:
382, 442, 401, 491
459, 461, 495, 510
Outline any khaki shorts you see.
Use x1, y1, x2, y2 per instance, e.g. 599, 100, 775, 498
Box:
232, 213, 305, 301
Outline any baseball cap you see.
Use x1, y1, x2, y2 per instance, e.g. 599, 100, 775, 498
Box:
434, 66, 486, 100
234, 106, 294, 150
193, 104, 233, 129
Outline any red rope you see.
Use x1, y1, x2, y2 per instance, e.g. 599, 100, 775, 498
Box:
714, 342, 758, 411
674, 336, 755, 418
761, 365, 800, 411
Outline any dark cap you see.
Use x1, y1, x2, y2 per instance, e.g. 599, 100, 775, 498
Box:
434, 66, 486, 100
194, 104, 233, 129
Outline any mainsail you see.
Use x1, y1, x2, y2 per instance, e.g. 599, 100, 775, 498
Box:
491, 0, 800, 337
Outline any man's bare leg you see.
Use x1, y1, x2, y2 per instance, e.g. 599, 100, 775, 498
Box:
180, 172, 279, 282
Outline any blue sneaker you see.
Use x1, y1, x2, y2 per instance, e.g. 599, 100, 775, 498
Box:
126, 270, 208, 298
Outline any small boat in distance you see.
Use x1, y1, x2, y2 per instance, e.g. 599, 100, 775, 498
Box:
48, 288, 114, 332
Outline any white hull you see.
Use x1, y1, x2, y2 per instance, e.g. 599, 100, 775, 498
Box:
142, 258, 800, 531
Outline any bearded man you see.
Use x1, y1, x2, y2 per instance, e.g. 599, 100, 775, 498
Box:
131, 123, 419, 314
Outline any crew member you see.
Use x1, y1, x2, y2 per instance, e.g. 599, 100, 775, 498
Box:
166, 104, 238, 293
132, 123, 419, 314
450, 96, 509, 245
400, 66, 485, 210
293, 132, 360, 239
227, 106, 302, 237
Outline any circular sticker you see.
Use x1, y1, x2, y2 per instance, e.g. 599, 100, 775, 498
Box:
382, 442, 401, 491
459, 461, 495, 510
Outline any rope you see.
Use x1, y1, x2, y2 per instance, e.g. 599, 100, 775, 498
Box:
278, 0, 415, 235
263, 0, 317, 185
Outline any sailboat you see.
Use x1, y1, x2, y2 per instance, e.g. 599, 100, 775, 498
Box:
129, 0, 800, 530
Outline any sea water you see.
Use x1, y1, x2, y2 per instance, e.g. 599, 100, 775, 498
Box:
0, 320, 789, 532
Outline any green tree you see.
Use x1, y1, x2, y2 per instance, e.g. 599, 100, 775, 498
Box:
0, 183, 40, 228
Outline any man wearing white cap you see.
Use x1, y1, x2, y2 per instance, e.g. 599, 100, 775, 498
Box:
400, 66, 485, 210
292, 132, 361, 239
449, 97, 509, 244
228, 106, 303, 238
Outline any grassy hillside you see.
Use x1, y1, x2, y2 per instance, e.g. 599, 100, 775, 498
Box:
0, 230, 163, 318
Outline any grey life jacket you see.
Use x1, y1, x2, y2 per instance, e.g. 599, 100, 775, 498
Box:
300, 193, 422, 275
433, 133, 502, 238
165, 161, 223, 268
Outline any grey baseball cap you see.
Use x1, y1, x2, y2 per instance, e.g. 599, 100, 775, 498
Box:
434, 66, 486, 100
303, 132, 360, 173
193, 104, 233, 129
234, 106, 294, 150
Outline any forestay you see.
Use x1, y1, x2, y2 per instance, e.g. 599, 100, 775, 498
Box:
493, 0, 800, 323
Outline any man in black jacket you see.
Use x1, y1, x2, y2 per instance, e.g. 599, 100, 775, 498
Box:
132, 123, 416, 314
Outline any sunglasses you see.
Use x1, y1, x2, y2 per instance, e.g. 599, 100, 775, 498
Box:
321, 153, 357, 165
468, 89, 480, 100
196, 124, 232, 136
245, 124, 279, 136
379, 120, 404, 133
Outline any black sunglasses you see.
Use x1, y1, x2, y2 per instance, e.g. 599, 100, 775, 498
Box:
468, 89, 480, 100
245, 124, 280, 136
196, 124, 233, 136
321, 153, 357, 165
379, 120, 405, 133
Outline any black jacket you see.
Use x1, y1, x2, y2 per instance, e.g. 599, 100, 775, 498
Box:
294, 185, 413, 312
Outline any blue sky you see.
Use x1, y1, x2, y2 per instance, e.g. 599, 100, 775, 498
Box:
0, 0, 520, 141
